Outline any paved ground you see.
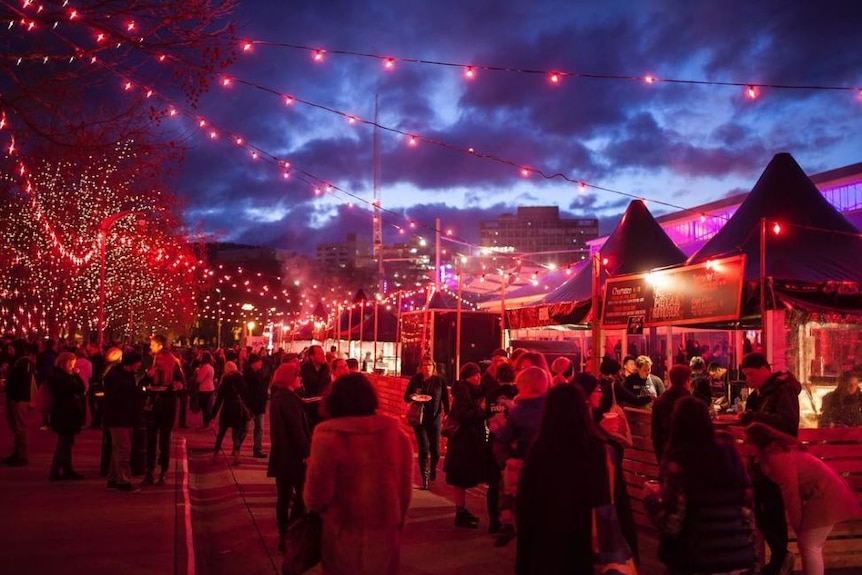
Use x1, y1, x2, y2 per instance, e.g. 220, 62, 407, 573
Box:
0, 401, 513, 575
2, 398, 856, 575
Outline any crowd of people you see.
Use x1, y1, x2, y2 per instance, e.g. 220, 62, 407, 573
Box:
2, 334, 862, 575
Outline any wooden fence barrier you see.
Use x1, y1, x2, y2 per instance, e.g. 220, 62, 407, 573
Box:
624, 408, 862, 574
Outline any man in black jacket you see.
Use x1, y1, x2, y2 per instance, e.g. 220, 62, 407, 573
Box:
740, 352, 801, 575
244, 354, 268, 458
104, 350, 143, 492
299, 345, 330, 428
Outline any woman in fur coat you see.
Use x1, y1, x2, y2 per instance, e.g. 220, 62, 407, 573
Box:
304, 373, 413, 575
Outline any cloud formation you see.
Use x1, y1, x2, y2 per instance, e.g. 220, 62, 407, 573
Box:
176, 0, 862, 253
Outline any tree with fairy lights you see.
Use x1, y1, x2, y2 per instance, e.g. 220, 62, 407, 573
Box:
0, 135, 208, 341
0, 1, 237, 339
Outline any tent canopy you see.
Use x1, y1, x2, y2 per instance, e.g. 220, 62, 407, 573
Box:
690, 152, 862, 316
507, 200, 686, 328
691, 152, 862, 284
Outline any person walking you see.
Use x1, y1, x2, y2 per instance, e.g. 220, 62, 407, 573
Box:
403, 356, 449, 489
103, 350, 144, 493
47, 351, 87, 480
266, 358, 310, 550
143, 335, 186, 486
746, 422, 862, 575
445, 362, 489, 529
645, 396, 756, 575
304, 373, 412, 575
194, 351, 216, 430
212, 361, 251, 465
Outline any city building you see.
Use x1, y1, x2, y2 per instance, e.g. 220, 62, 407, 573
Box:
479, 206, 598, 267
315, 232, 371, 269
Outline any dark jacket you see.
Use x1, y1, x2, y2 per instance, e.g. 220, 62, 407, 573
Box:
741, 371, 801, 437
267, 387, 311, 482
651, 386, 692, 463
403, 373, 449, 423
243, 366, 268, 415
5, 356, 34, 402
493, 395, 545, 465
213, 372, 250, 427
443, 380, 487, 488
47, 367, 86, 435
516, 436, 609, 575
103, 365, 142, 428
645, 433, 756, 574
299, 360, 330, 398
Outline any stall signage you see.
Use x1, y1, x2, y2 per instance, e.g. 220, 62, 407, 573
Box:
602, 255, 745, 328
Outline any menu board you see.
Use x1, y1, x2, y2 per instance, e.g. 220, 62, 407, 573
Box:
601, 255, 745, 328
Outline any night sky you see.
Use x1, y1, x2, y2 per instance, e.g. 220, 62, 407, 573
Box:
174, 0, 862, 255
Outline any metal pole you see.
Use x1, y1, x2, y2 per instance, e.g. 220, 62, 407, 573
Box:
395, 291, 403, 375
97, 229, 106, 349
435, 218, 441, 292
760, 217, 768, 353
373, 299, 379, 371
347, 306, 353, 358
455, 263, 463, 376
359, 301, 365, 367
500, 270, 507, 348
591, 253, 602, 375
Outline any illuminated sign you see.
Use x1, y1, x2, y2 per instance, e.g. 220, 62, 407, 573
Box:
601, 255, 745, 328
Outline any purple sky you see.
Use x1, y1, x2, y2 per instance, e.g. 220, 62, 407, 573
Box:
173, 0, 862, 255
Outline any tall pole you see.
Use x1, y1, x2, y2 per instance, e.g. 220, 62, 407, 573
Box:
97, 229, 107, 349
395, 291, 403, 375
455, 261, 464, 376
373, 299, 379, 371
435, 218, 441, 292
373, 95, 385, 296
760, 217, 768, 353
591, 253, 602, 374
500, 270, 507, 348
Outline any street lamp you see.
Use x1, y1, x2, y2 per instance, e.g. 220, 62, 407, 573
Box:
98, 210, 146, 349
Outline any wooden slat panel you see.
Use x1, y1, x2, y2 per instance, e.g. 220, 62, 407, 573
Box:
622, 407, 862, 570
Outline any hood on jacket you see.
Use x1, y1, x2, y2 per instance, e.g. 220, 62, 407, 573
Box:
763, 371, 802, 395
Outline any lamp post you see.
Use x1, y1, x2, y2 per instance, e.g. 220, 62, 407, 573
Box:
97, 210, 146, 350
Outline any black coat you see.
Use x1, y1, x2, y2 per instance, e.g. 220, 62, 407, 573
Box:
443, 380, 487, 488
5, 356, 34, 402
47, 367, 86, 435
213, 373, 250, 427
516, 437, 609, 575
266, 387, 311, 482
244, 366, 268, 415
103, 365, 143, 428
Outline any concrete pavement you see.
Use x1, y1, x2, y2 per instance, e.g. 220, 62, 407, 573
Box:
0, 399, 514, 575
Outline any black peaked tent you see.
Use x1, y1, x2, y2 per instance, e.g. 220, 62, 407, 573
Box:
508, 200, 686, 328
690, 152, 862, 315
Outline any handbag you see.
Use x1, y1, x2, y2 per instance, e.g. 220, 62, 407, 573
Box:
282, 512, 322, 575
593, 449, 637, 575
440, 413, 460, 438
406, 401, 424, 426
601, 382, 633, 448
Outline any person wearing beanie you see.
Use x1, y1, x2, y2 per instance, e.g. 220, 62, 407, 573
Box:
444, 362, 487, 528
103, 350, 143, 492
